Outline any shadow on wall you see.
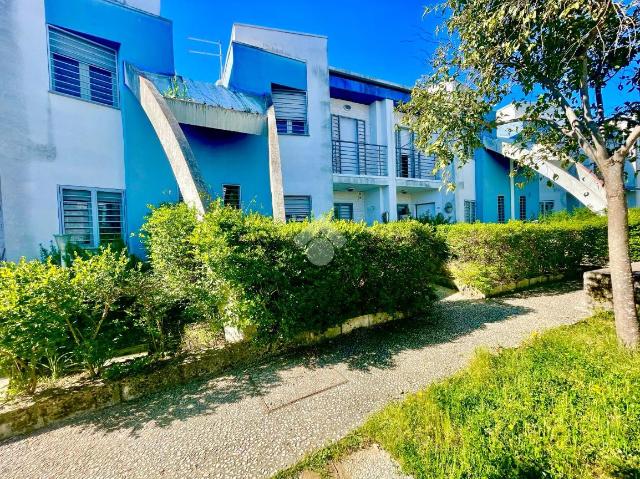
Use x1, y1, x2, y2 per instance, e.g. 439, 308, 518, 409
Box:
1, 284, 582, 441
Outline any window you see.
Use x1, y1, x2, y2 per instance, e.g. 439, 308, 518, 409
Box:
59, 187, 124, 247
284, 195, 311, 222
497, 195, 505, 223
272, 85, 308, 135
333, 203, 353, 220
464, 200, 476, 223
48, 26, 118, 107
519, 195, 527, 220
539, 200, 555, 216
416, 202, 436, 219
397, 204, 411, 219
222, 184, 240, 209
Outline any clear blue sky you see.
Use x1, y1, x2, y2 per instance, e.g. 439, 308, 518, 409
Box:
160, 0, 441, 87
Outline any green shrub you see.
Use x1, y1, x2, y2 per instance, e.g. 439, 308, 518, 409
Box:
143, 203, 448, 342
0, 247, 144, 393
440, 209, 640, 293
0, 260, 75, 393
66, 247, 138, 377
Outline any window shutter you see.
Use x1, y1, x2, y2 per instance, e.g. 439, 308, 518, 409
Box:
48, 26, 118, 107
333, 203, 353, 220
519, 196, 527, 220
97, 191, 123, 244
497, 196, 506, 223
222, 185, 241, 209
272, 86, 307, 134
62, 189, 94, 246
464, 200, 476, 223
284, 195, 311, 222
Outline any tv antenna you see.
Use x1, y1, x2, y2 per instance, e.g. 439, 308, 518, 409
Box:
187, 37, 223, 81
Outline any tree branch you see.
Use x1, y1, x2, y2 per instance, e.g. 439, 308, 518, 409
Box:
540, 80, 599, 162
619, 125, 640, 157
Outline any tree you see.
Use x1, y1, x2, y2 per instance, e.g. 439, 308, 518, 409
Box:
404, 0, 640, 347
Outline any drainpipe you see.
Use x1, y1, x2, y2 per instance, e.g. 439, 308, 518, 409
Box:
509, 157, 515, 220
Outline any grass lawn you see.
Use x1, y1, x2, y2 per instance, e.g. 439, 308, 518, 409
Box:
276, 312, 640, 479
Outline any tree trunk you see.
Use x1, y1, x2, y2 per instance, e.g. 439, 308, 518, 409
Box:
604, 161, 640, 348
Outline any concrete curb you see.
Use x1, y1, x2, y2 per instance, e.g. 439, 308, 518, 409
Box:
454, 273, 566, 299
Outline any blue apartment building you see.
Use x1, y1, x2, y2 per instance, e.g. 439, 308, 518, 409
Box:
1, 0, 634, 261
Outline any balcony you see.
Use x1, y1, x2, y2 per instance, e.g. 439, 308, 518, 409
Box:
332, 140, 388, 176
396, 147, 437, 180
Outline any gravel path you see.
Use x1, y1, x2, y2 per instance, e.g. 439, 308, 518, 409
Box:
0, 282, 588, 479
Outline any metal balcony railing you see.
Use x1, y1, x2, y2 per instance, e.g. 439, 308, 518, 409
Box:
396, 147, 437, 180
332, 140, 388, 176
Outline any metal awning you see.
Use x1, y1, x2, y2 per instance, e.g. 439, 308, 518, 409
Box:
141, 70, 268, 135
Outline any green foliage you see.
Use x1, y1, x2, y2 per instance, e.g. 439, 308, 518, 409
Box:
66, 247, 136, 377
404, 1, 639, 174
0, 247, 144, 392
0, 260, 74, 393
538, 207, 599, 223
440, 210, 640, 293
143, 203, 448, 342
416, 212, 452, 226
362, 312, 640, 478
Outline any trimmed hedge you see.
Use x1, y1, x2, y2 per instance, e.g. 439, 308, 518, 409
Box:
142, 203, 448, 341
440, 208, 640, 294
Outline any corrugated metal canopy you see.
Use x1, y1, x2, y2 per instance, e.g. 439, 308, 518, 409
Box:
130, 69, 268, 134
145, 71, 268, 114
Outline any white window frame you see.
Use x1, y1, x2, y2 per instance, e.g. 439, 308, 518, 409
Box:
58, 186, 125, 248
47, 25, 120, 109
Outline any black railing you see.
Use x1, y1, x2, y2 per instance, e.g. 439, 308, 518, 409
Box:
332, 140, 388, 176
395, 147, 437, 180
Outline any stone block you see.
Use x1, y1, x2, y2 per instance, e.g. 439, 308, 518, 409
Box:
341, 315, 371, 334
120, 363, 183, 401
322, 326, 341, 339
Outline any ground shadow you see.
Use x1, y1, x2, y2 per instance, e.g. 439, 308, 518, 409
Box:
0, 282, 581, 442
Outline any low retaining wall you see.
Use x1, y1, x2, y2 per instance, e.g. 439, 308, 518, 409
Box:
584, 262, 640, 310
0, 311, 402, 441
455, 273, 566, 299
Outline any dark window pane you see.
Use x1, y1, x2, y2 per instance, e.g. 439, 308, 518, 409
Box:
52, 54, 81, 97
90, 65, 114, 106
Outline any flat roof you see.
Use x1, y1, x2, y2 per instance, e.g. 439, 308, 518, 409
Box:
329, 67, 413, 93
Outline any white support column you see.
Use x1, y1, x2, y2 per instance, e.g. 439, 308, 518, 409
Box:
267, 105, 285, 222
125, 65, 208, 216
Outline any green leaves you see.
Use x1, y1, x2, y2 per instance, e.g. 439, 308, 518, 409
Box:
143, 203, 449, 343
407, 0, 640, 174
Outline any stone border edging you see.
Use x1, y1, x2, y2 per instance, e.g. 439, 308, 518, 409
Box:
0, 312, 402, 441
455, 273, 566, 299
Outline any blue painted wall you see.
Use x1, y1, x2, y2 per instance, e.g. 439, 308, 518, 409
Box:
183, 125, 273, 215
227, 42, 307, 95
45, 0, 178, 257
475, 148, 539, 222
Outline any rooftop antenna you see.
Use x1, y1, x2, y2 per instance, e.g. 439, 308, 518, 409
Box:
187, 37, 223, 81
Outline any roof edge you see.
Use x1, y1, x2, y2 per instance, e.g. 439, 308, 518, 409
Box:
232, 22, 327, 40
329, 67, 413, 93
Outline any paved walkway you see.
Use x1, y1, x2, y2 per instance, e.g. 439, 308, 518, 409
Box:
0, 283, 588, 479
